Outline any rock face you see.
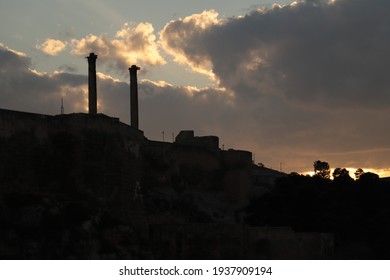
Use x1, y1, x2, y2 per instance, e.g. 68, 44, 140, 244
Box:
0, 108, 331, 260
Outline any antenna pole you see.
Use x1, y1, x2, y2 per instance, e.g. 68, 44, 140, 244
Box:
61, 98, 64, 114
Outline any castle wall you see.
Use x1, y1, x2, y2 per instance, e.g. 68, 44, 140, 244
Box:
0, 108, 50, 139
0, 108, 145, 222
175, 130, 219, 150
143, 133, 255, 200
222, 149, 253, 169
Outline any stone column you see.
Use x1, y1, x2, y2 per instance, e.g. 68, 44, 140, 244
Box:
129, 65, 140, 129
87, 53, 98, 114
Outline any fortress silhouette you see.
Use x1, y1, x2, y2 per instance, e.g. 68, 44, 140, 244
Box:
0, 53, 332, 259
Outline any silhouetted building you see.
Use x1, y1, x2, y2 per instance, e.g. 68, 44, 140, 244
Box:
175, 130, 219, 150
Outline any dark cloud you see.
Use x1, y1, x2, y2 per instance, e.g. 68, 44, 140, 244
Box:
58, 64, 78, 73
159, 0, 390, 172
0, 44, 85, 114
138, 80, 234, 139
161, 0, 390, 109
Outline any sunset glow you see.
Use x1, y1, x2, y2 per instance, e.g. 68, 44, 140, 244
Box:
1, 0, 390, 175
305, 168, 390, 179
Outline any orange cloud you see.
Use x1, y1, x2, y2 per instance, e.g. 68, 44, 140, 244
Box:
70, 22, 165, 75
160, 10, 224, 80
36, 39, 67, 56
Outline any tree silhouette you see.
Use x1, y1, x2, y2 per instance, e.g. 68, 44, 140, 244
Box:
358, 172, 379, 183
354, 168, 364, 180
333, 168, 351, 179
313, 160, 330, 179
333, 167, 353, 186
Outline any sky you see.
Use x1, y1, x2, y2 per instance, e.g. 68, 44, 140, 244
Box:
1, 0, 390, 176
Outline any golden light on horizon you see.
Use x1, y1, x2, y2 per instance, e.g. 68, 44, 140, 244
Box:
304, 167, 390, 179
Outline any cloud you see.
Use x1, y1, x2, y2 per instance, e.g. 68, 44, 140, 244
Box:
0, 43, 85, 114
138, 79, 234, 136
160, 0, 390, 109
70, 22, 165, 75
160, 10, 223, 79
158, 0, 390, 171
36, 39, 67, 56
58, 64, 78, 73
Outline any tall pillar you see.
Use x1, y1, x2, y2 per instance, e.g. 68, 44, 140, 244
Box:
129, 65, 140, 129
87, 53, 98, 114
